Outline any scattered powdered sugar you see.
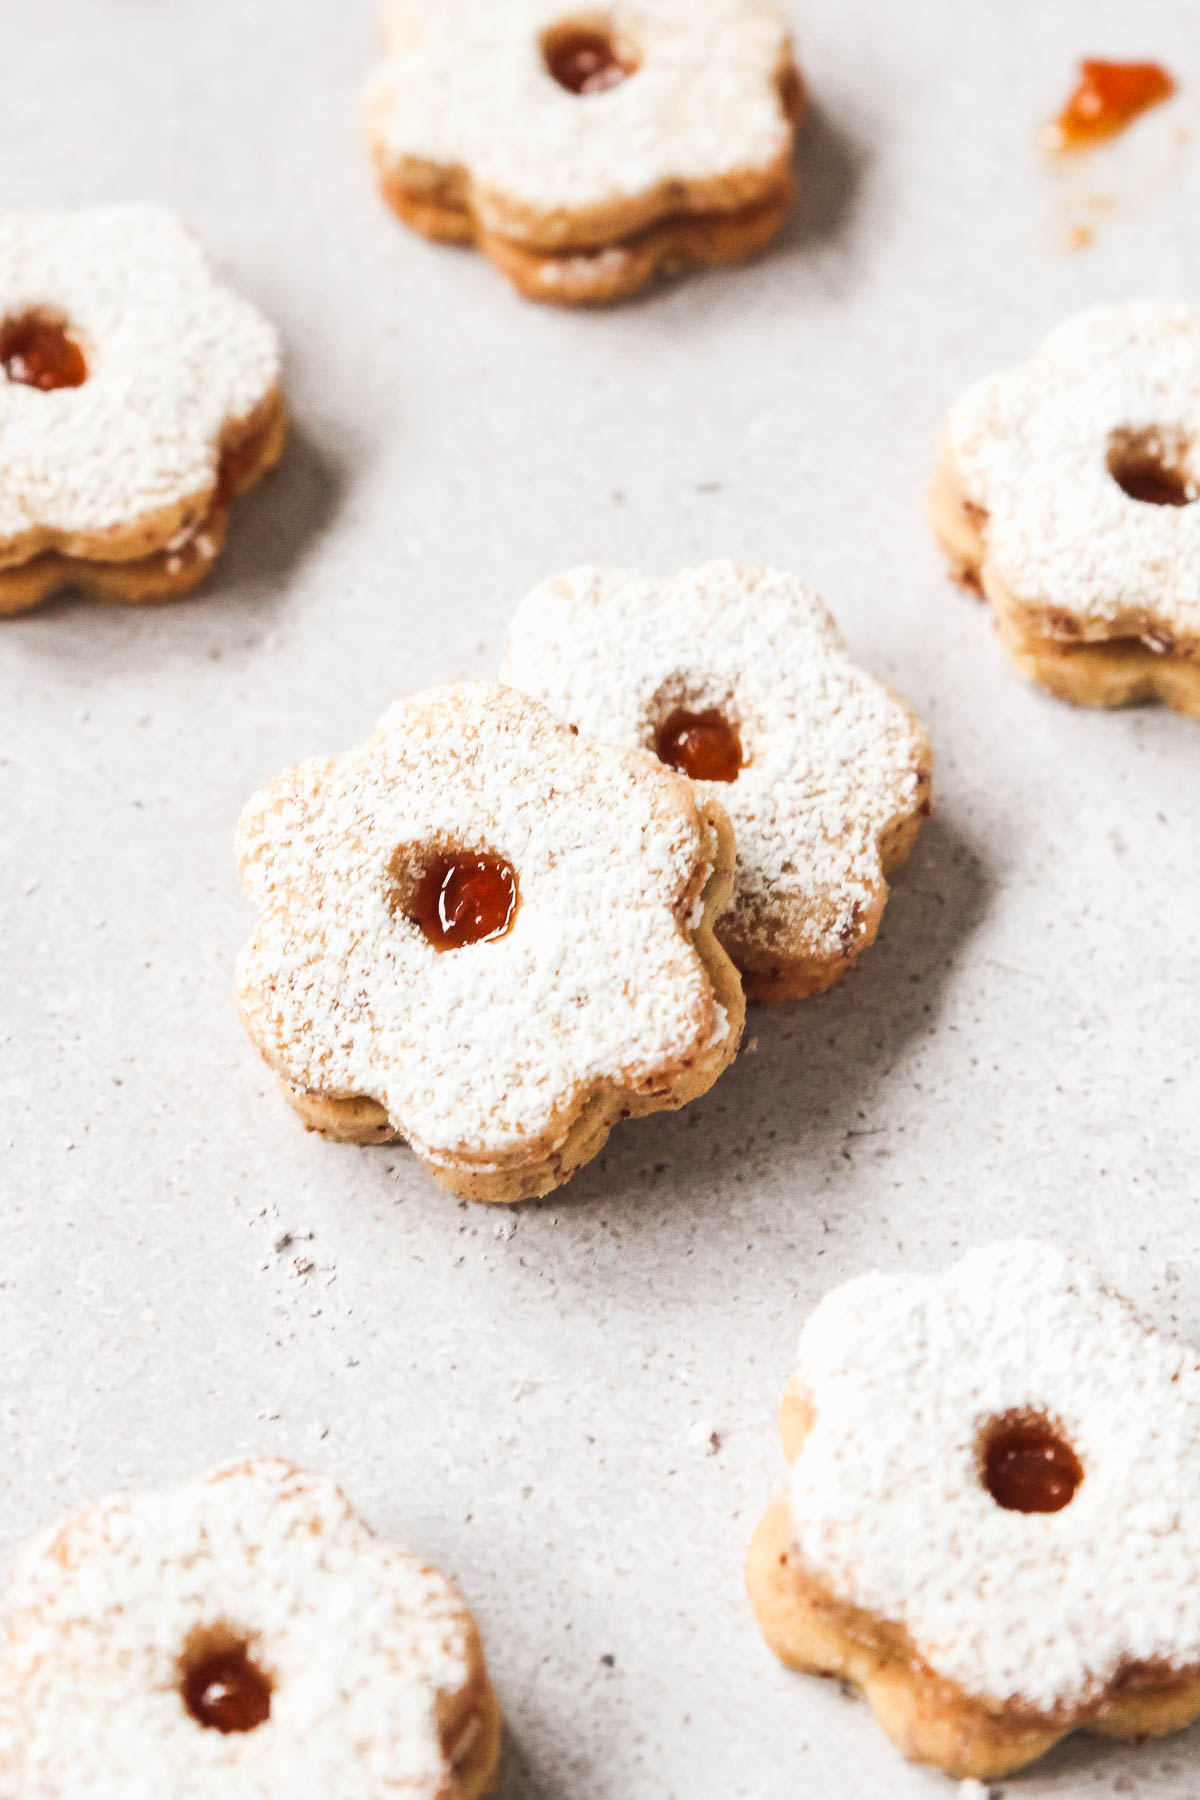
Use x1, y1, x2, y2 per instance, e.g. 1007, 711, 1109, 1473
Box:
0, 206, 280, 548
1, 1459, 471, 1797
367, 0, 795, 221
947, 301, 1200, 638
503, 562, 928, 964
787, 1240, 1200, 1714
236, 682, 725, 1166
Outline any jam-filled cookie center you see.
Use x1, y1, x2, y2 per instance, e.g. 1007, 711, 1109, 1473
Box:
1108, 426, 1197, 507
655, 708, 745, 784
542, 23, 639, 95
410, 852, 519, 951
981, 1415, 1083, 1514
0, 311, 87, 390
181, 1639, 272, 1734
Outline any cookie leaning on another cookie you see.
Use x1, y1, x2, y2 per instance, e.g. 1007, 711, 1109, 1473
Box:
0, 1458, 500, 1800
931, 301, 1200, 718
236, 682, 743, 1202
503, 562, 931, 1002
0, 205, 284, 616
365, 0, 803, 305
747, 1240, 1200, 1780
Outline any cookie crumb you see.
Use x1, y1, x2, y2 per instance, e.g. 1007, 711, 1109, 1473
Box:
688, 1420, 720, 1455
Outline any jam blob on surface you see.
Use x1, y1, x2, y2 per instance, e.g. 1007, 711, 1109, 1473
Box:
982, 1417, 1083, 1514
1108, 427, 1196, 507
182, 1644, 273, 1734
0, 313, 87, 391
543, 25, 638, 95
654, 708, 745, 784
410, 852, 519, 950
1049, 59, 1175, 151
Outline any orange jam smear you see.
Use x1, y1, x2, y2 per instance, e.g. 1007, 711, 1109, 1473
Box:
182, 1646, 272, 1734
543, 27, 637, 95
1050, 59, 1176, 150
0, 314, 87, 390
411, 853, 518, 950
983, 1419, 1083, 1514
655, 708, 744, 784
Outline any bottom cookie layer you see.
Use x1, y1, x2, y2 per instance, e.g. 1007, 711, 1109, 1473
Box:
994, 610, 1200, 719
746, 1389, 1200, 1780
928, 448, 1200, 719
0, 394, 287, 616
379, 175, 795, 306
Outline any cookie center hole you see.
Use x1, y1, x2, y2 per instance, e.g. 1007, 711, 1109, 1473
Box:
981, 1414, 1082, 1514
180, 1634, 272, 1735
1107, 426, 1196, 507
0, 311, 87, 390
542, 23, 638, 94
408, 852, 519, 951
655, 708, 744, 784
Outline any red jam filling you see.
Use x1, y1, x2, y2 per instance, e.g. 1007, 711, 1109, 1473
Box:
411, 853, 518, 949
983, 1419, 1083, 1514
544, 27, 637, 95
1108, 428, 1195, 506
182, 1646, 272, 1734
654, 708, 744, 783
0, 314, 87, 390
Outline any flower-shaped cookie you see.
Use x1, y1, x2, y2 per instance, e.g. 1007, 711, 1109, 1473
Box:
503, 562, 931, 1002
365, 0, 803, 304
0, 205, 284, 616
747, 1240, 1200, 1780
236, 682, 743, 1201
931, 302, 1200, 719
0, 1458, 501, 1799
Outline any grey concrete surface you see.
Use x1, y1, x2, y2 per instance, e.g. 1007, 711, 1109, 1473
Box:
2, 2, 1199, 1794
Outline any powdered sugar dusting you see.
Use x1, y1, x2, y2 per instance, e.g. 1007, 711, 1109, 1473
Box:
787, 1241, 1200, 1714
367, 0, 794, 221
948, 301, 1200, 641
1, 1459, 471, 1797
0, 206, 280, 550
503, 562, 928, 964
236, 682, 725, 1167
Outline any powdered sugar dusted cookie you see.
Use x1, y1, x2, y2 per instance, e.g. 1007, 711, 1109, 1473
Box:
0, 1458, 500, 1799
747, 1241, 1200, 1780
0, 205, 284, 615
236, 681, 743, 1201
503, 562, 931, 1002
365, 0, 803, 305
931, 302, 1200, 718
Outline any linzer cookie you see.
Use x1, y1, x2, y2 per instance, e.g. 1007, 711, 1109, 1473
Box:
235, 682, 743, 1201
503, 562, 931, 1001
931, 302, 1200, 718
0, 206, 284, 615
747, 1241, 1200, 1780
364, 0, 803, 305
0, 1458, 500, 1799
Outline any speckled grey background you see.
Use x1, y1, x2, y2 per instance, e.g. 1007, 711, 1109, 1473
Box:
3, 2, 1200, 1795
